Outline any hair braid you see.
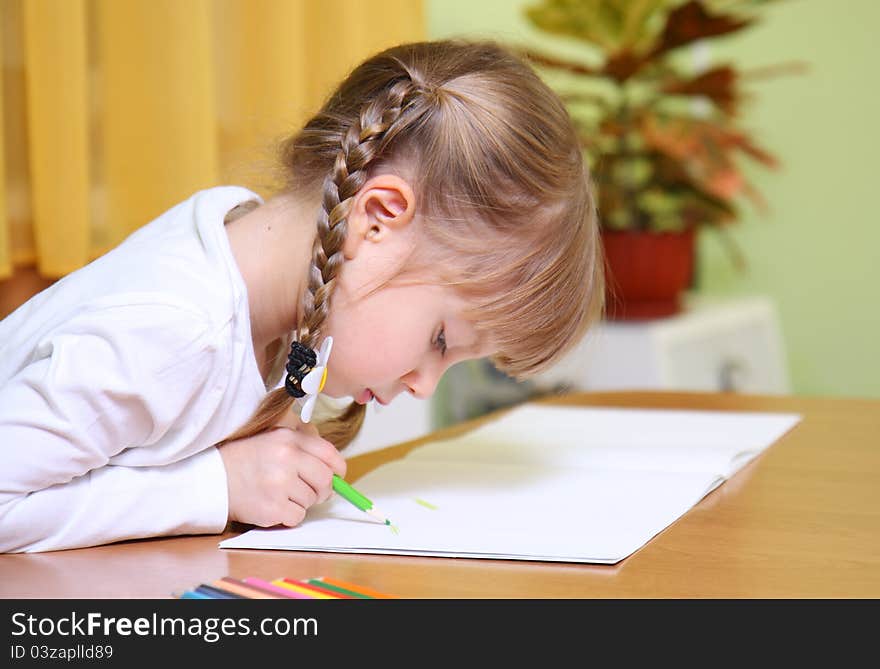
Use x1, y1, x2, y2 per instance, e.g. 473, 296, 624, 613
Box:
300, 78, 421, 347
223, 39, 602, 452
220, 77, 425, 448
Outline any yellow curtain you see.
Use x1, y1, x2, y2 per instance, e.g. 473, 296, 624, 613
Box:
0, 0, 425, 280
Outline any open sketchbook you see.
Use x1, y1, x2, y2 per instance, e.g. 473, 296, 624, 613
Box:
220, 404, 802, 564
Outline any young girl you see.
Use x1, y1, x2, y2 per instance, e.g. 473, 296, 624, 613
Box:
0, 39, 604, 553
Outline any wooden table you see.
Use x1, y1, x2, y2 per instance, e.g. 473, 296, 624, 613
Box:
2, 392, 878, 598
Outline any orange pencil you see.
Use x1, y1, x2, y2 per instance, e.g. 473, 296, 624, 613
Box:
313, 576, 397, 599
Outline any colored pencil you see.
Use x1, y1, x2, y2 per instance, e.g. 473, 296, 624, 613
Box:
305, 579, 372, 599
269, 578, 339, 599
332, 474, 394, 526
312, 576, 397, 599
194, 583, 246, 599
210, 577, 281, 599
177, 589, 212, 599
241, 576, 314, 599
278, 578, 354, 599
177, 575, 395, 600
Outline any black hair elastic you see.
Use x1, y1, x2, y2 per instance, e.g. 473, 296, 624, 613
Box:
284, 341, 317, 398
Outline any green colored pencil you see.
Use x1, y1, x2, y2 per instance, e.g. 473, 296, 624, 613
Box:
306, 578, 373, 599
332, 474, 393, 526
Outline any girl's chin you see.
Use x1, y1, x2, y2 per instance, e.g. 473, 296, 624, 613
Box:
354, 388, 374, 405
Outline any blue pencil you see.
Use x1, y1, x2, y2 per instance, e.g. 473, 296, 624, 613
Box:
177, 589, 212, 599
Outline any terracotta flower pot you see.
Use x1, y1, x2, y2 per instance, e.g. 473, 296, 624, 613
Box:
601, 228, 695, 320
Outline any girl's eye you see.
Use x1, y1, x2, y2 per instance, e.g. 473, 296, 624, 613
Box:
434, 327, 448, 356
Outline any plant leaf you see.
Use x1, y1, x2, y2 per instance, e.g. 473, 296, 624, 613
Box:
659, 65, 740, 115
515, 48, 602, 78
649, 0, 755, 58
602, 50, 650, 83
524, 0, 672, 52
639, 113, 778, 202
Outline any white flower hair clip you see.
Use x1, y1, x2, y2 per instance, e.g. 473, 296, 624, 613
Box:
283, 336, 333, 423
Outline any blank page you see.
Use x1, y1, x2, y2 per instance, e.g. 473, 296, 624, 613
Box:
406, 405, 803, 477
220, 404, 802, 563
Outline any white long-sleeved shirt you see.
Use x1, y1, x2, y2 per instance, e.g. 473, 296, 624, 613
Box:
0, 186, 270, 552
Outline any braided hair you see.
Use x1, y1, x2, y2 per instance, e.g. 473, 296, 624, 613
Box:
223, 39, 604, 449
222, 66, 432, 448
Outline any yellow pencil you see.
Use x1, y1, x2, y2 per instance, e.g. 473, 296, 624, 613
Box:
269, 578, 339, 599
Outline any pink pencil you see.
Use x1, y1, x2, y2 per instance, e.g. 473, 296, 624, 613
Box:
242, 576, 314, 599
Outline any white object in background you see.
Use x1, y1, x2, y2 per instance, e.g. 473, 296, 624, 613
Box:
344, 393, 432, 457
534, 294, 791, 394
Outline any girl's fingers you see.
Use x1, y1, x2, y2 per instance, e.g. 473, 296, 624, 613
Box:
294, 453, 336, 504
299, 460, 333, 503
294, 434, 347, 478
287, 476, 319, 509
279, 501, 307, 528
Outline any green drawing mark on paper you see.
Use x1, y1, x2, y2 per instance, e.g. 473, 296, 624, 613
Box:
389, 524, 400, 535
414, 498, 438, 510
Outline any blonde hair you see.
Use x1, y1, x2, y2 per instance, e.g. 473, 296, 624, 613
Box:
222, 39, 604, 448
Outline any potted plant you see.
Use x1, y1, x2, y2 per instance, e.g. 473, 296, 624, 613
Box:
520, 0, 801, 319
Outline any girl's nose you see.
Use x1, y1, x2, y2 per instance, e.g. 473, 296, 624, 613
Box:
402, 365, 443, 400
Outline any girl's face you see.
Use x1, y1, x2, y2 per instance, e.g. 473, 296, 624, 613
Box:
315, 172, 492, 405
322, 272, 489, 406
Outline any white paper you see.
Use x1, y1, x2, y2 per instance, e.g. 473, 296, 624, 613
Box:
220, 404, 802, 563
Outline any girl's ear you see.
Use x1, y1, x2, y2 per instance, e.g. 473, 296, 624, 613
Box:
342, 174, 416, 259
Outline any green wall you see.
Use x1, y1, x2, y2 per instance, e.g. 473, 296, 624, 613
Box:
428, 0, 880, 399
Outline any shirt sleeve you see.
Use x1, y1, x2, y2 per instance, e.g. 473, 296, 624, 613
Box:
0, 301, 231, 553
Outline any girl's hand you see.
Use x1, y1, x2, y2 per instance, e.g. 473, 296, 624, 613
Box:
274, 408, 321, 438
218, 426, 346, 528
